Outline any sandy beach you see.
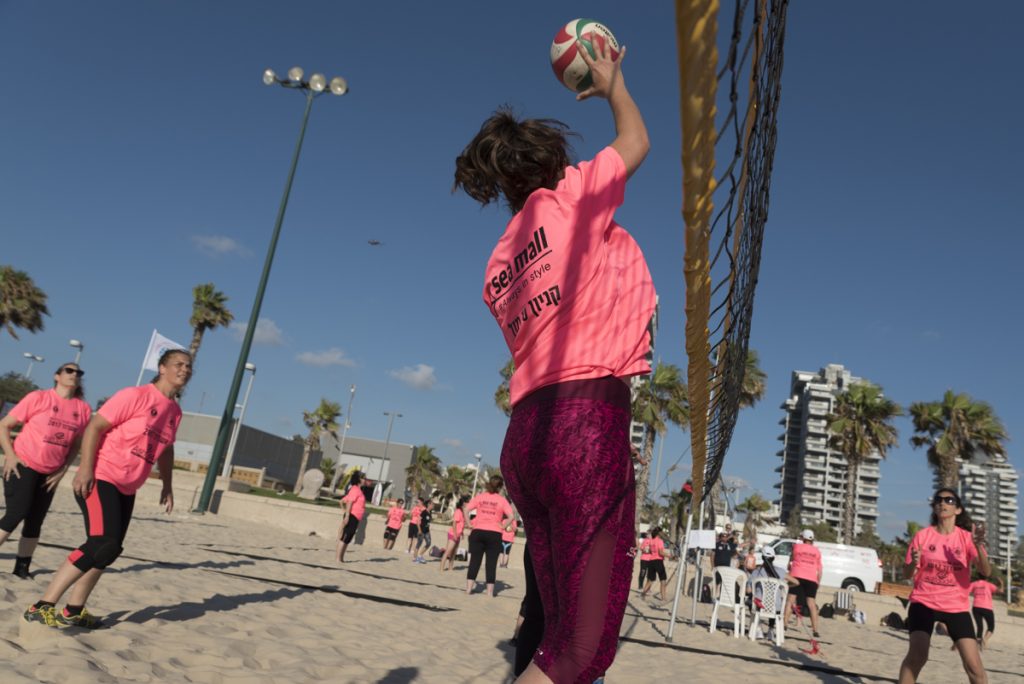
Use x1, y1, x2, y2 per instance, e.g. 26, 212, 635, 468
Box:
1, 488, 1022, 684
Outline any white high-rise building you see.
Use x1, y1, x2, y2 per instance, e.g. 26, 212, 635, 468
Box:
630, 300, 659, 477
955, 455, 1019, 561
774, 364, 881, 536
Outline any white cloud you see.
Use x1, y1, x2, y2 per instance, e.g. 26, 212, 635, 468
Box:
296, 347, 356, 367
389, 363, 437, 390
192, 235, 250, 257
442, 438, 464, 449
231, 319, 285, 346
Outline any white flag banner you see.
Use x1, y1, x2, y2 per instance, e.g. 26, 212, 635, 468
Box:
142, 329, 187, 373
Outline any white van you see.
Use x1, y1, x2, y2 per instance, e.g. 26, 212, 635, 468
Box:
765, 538, 883, 592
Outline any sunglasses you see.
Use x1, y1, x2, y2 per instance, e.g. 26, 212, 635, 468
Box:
932, 495, 958, 506
61, 367, 85, 377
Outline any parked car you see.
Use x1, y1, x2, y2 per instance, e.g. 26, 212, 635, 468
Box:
764, 538, 883, 592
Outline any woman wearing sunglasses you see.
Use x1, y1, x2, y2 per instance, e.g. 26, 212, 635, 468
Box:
899, 488, 991, 684
23, 349, 190, 629
0, 363, 91, 579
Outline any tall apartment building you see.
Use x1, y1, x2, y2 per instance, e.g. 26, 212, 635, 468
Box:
774, 364, 881, 536
955, 455, 1019, 561
630, 300, 659, 464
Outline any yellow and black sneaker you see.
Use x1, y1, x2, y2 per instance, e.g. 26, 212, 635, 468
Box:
23, 604, 59, 627
55, 607, 103, 629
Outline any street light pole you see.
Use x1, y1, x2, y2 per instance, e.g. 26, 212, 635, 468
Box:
194, 66, 348, 513
330, 384, 356, 492
222, 362, 256, 478
381, 411, 402, 482
22, 353, 43, 380
69, 339, 84, 364
471, 453, 482, 499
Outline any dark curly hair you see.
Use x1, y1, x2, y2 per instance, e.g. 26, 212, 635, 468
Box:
453, 107, 577, 213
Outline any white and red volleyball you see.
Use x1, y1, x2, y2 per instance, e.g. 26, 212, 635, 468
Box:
550, 19, 620, 93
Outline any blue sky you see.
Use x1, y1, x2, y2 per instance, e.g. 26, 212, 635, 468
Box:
1, 2, 1021, 542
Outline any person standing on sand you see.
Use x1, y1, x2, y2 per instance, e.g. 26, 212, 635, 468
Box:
640, 527, 668, 602
898, 488, 991, 684
406, 498, 425, 554
454, 37, 654, 683
336, 471, 365, 563
499, 517, 518, 568
969, 575, 1000, 651
383, 498, 406, 550
784, 529, 823, 638
464, 475, 514, 596
440, 495, 469, 571
0, 362, 91, 579
23, 349, 189, 629
413, 500, 434, 564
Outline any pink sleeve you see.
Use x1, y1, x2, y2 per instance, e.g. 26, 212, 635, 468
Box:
98, 387, 142, 427
905, 530, 922, 565
560, 146, 626, 238
503, 498, 514, 520
466, 495, 481, 514
8, 391, 44, 423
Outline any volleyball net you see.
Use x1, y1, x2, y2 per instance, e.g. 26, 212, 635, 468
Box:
677, 0, 789, 505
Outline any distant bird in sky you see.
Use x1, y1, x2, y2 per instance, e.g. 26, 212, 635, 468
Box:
367, 239, 382, 246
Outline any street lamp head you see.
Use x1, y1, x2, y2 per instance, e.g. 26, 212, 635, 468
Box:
244, 362, 256, 372
69, 339, 83, 349
262, 68, 277, 85
329, 76, 348, 96
309, 73, 327, 92
23, 352, 33, 359
287, 66, 304, 82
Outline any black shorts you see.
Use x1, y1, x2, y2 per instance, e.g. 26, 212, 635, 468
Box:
788, 578, 819, 600
972, 607, 995, 635
408, 523, 419, 539
383, 526, 399, 541
340, 515, 360, 544
906, 602, 976, 642
648, 559, 667, 581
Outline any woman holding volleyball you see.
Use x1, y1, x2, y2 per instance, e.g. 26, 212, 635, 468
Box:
0, 362, 91, 578
454, 34, 653, 684
23, 349, 190, 628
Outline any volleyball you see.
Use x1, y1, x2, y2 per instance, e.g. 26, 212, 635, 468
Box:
550, 19, 620, 93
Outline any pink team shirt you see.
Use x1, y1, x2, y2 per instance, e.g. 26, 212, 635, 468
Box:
8, 389, 91, 474
639, 537, 654, 562
502, 518, 518, 543
95, 384, 181, 495
907, 526, 978, 613
483, 147, 657, 405
386, 505, 406, 530
970, 580, 997, 611
410, 504, 425, 526
451, 508, 466, 539
789, 542, 822, 583
647, 537, 665, 562
342, 485, 366, 520
466, 492, 514, 533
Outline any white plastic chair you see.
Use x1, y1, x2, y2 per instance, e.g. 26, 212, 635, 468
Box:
834, 588, 854, 615
709, 567, 747, 637
748, 577, 787, 646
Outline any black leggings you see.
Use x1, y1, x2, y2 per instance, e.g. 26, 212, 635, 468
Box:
68, 480, 135, 572
1, 463, 58, 538
467, 529, 502, 583
516, 543, 545, 676
973, 607, 995, 636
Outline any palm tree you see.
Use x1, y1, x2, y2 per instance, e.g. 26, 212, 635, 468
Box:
827, 381, 902, 544
318, 457, 337, 484
739, 349, 767, 409
735, 493, 774, 546
295, 399, 341, 494
188, 283, 234, 364
406, 444, 443, 500
0, 266, 49, 339
909, 390, 1008, 490
632, 363, 689, 522
494, 359, 514, 417
435, 465, 475, 516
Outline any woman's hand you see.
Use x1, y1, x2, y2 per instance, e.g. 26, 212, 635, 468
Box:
161, 485, 174, 514
972, 522, 988, 550
575, 38, 626, 102
2, 454, 23, 481
72, 466, 95, 499
44, 466, 68, 492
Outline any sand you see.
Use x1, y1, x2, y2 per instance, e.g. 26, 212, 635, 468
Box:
1, 492, 1022, 683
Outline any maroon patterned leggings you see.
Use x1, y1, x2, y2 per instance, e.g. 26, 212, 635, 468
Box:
501, 377, 635, 684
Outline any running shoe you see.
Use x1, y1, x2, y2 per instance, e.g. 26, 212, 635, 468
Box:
23, 604, 58, 627
55, 607, 103, 629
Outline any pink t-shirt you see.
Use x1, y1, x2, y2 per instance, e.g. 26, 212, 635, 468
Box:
907, 526, 978, 613
639, 537, 654, 562
95, 384, 181, 495
970, 580, 997, 611
410, 504, 425, 526
647, 537, 665, 562
466, 492, 514, 533
502, 519, 518, 543
8, 389, 91, 474
451, 508, 465, 538
789, 542, 822, 583
483, 147, 657, 405
341, 484, 366, 520
386, 505, 405, 529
